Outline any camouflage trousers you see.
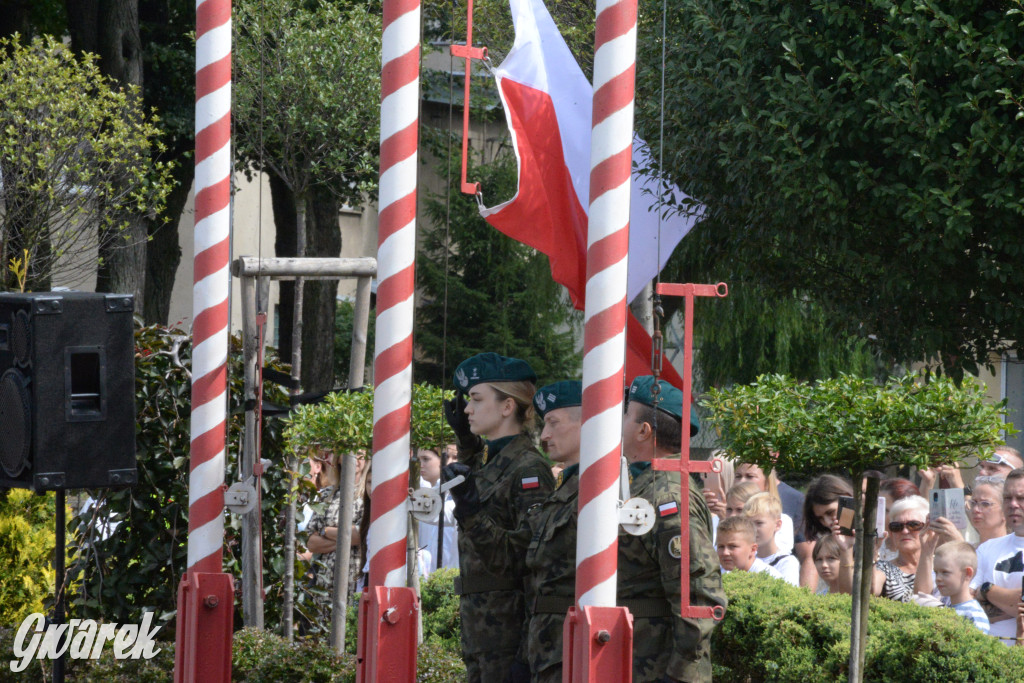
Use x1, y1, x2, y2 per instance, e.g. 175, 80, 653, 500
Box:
459, 589, 524, 683
632, 615, 711, 683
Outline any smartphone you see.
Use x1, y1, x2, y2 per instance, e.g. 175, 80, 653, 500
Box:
837, 496, 856, 536
931, 488, 968, 530
836, 496, 886, 536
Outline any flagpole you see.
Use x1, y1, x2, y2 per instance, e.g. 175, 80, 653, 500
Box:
566, 0, 639, 679
356, 0, 420, 679
174, 0, 234, 680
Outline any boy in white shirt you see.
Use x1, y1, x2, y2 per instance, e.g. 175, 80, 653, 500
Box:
716, 515, 784, 580
932, 541, 989, 634
743, 492, 800, 586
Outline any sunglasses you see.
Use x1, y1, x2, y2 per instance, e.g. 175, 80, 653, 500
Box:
888, 520, 926, 533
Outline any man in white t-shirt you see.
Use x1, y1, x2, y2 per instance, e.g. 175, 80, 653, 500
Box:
972, 467, 1024, 645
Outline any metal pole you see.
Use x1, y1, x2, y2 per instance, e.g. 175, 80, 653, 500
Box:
174, 1, 235, 678
349, 275, 372, 389
54, 489, 66, 683
240, 274, 264, 629
357, 0, 422, 678
575, 0, 639, 611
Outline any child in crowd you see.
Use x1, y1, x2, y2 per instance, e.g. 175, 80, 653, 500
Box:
716, 516, 784, 580
811, 534, 851, 595
725, 482, 762, 518
743, 492, 800, 586
933, 541, 990, 634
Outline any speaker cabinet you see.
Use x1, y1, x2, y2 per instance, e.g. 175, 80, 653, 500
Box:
0, 292, 137, 491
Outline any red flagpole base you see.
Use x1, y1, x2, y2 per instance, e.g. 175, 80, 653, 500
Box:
562, 605, 633, 683
173, 571, 234, 683
356, 586, 419, 683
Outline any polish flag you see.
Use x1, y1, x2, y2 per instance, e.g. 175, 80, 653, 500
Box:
480, 0, 701, 387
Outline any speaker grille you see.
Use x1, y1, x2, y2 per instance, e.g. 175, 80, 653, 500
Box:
12, 310, 30, 367
0, 368, 31, 476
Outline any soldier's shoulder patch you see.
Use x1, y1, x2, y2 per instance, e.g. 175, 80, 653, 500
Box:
668, 535, 682, 559
658, 501, 679, 517
521, 476, 540, 490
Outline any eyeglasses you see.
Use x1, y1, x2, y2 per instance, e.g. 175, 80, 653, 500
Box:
888, 520, 926, 533
967, 500, 996, 511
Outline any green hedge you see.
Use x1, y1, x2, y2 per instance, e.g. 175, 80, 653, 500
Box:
0, 567, 464, 683
715, 571, 1024, 682
0, 490, 59, 625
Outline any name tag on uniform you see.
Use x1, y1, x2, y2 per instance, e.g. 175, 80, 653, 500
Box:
522, 476, 540, 490
658, 501, 679, 517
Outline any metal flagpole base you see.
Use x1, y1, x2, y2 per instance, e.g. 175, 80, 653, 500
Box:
356, 586, 419, 682
563, 605, 633, 683
174, 572, 234, 683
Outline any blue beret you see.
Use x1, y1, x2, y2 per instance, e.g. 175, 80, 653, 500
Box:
627, 375, 700, 436
533, 380, 582, 417
454, 353, 537, 393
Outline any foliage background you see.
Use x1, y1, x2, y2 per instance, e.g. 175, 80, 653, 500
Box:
0, 490, 60, 624
635, 0, 1024, 379
0, 36, 173, 292
66, 324, 296, 632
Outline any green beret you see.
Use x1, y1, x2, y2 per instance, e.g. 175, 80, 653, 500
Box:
454, 353, 537, 393
533, 380, 582, 417
627, 375, 700, 436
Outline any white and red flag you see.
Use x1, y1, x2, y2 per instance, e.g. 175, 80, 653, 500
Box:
480, 0, 702, 385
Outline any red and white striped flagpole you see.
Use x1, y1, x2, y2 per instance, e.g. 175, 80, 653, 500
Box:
357, 0, 420, 679
174, 2, 234, 680
188, 0, 231, 577
567, 0, 638, 679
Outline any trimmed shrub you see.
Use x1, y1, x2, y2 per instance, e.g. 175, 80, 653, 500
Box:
0, 490, 62, 624
420, 567, 460, 650
715, 571, 1024, 682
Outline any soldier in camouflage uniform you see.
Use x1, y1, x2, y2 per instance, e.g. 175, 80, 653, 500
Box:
459, 381, 583, 683
442, 353, 556, 683
618, 376, 726, 683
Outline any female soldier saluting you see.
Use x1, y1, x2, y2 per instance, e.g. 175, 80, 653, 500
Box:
442, 353, 555, 683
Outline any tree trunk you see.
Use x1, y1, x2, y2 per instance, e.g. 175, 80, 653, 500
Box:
849, 472, 881, 683
0, 1, 36, 42
282, 194, 308, 643
67, 0, 147, 310
144, 158, 190, 325
301, 186, 341, 394
271, 173, 298, 357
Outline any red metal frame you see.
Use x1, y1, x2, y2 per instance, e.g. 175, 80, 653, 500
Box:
563, 606, 634, 683
356, 586, 419, 682
450, 0, 486, 195
651, 282, 728, 620
173, 572, 234, 683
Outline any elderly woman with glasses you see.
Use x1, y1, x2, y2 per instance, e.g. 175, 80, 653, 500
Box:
869, 495, 931, 602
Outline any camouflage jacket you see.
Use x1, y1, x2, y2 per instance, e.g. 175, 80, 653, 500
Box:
456, 434, 555, 655
617, 463, 725, 683
522, 466, 579, 674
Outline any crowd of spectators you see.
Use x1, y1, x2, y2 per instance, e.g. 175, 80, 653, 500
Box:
703, 446, 1024, 646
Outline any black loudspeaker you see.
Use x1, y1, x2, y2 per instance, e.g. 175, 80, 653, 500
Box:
0, 292, 137, 491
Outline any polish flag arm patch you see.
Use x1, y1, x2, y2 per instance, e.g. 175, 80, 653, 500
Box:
522, 476, 540, 490
658, 501, 679, 517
